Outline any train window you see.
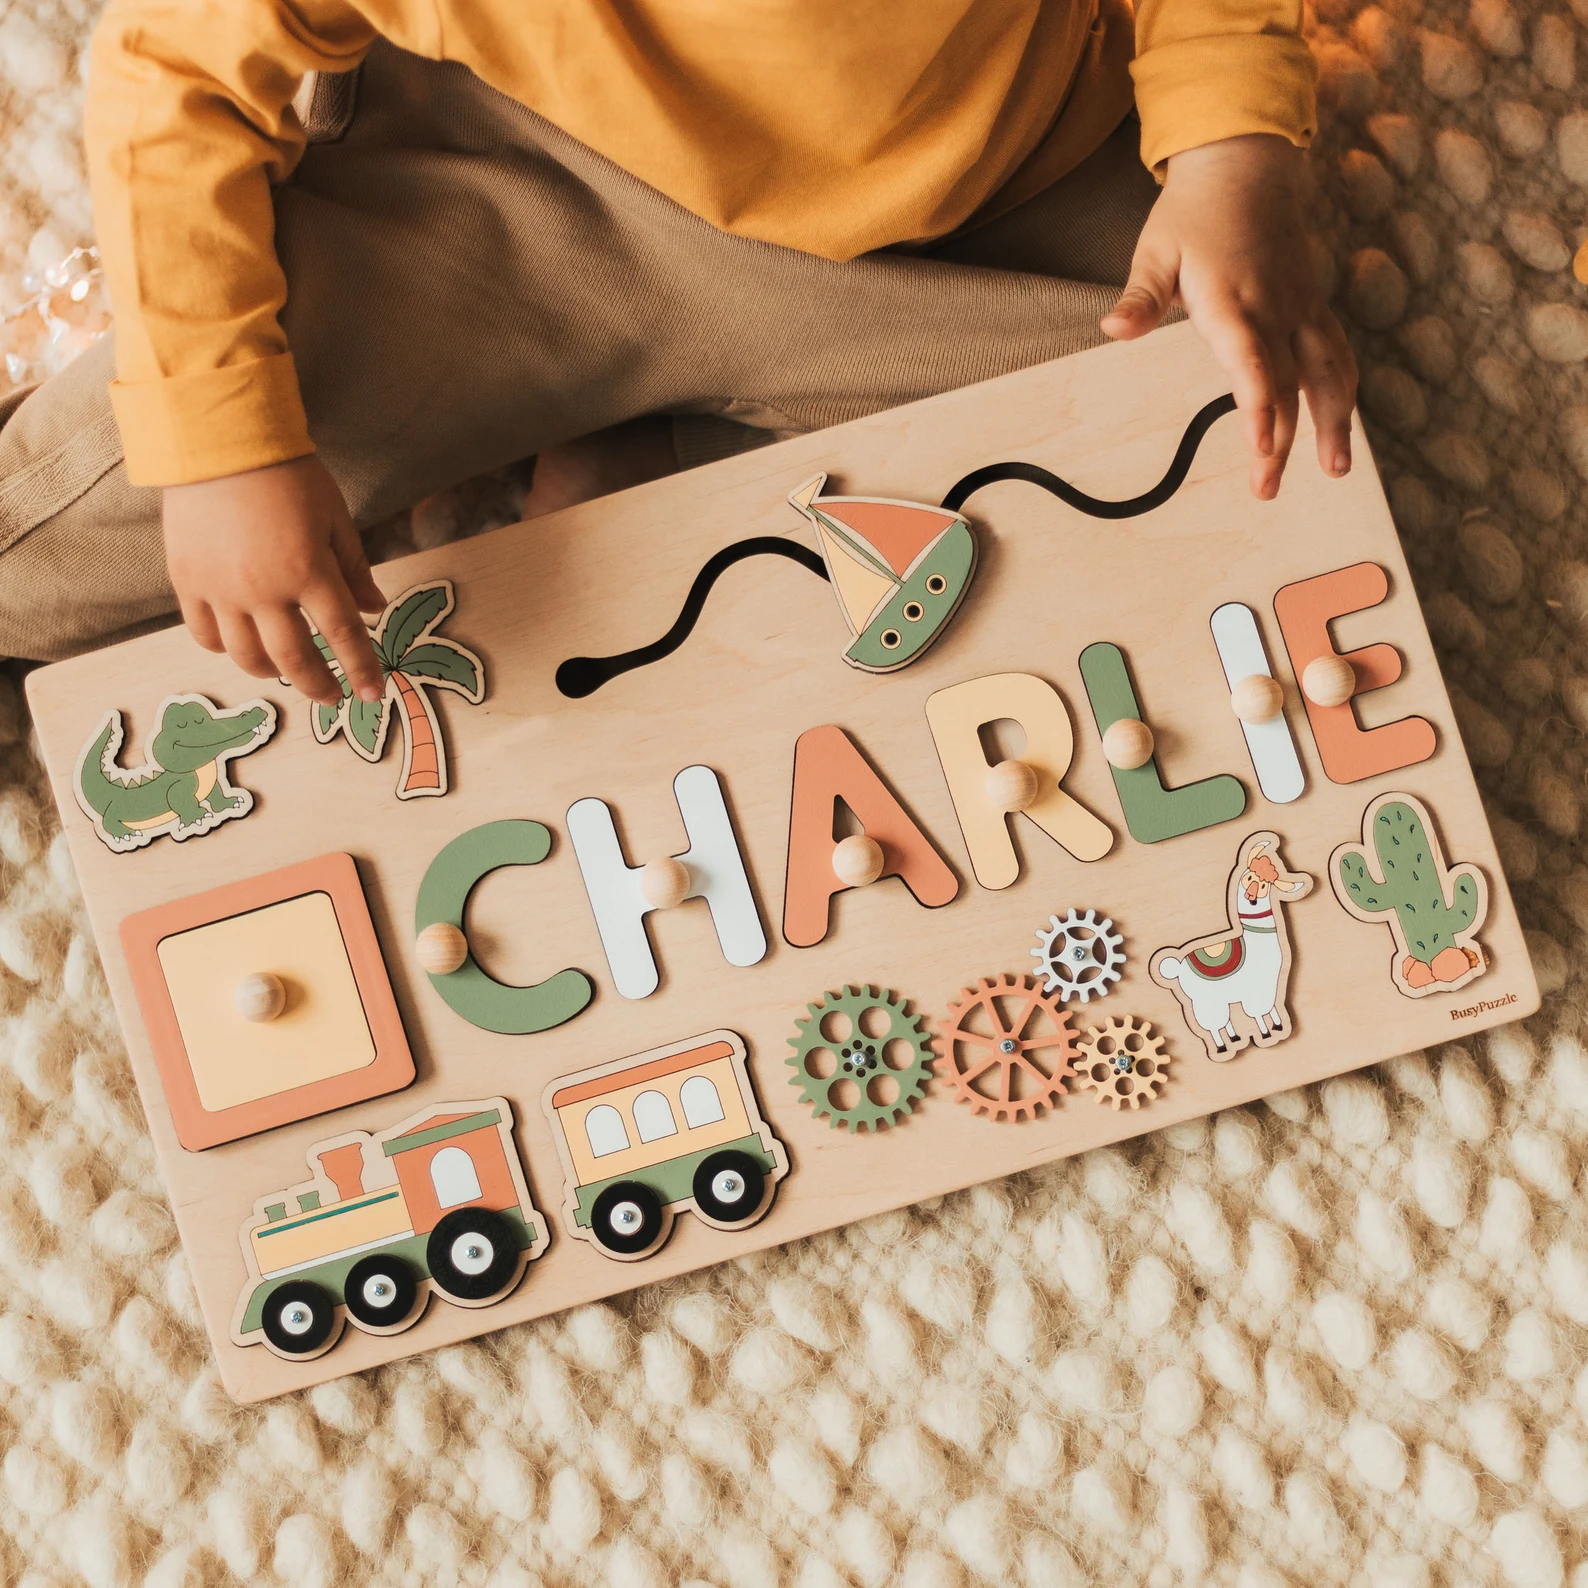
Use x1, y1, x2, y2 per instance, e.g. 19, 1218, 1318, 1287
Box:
680, 1076, 725, 1128
633, 1090, 677, 1143
586, 1104, 630, 1157
430, 1146, 482, 1209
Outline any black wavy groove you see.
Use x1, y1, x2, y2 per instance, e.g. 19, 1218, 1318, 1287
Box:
939, 392, 1238, 517
555, 394, 1237, 697
555, 537, 829, 699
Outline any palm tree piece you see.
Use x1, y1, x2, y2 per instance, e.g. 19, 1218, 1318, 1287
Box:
310, 580, 486, 800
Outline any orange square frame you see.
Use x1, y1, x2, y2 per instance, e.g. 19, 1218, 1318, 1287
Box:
120, 853, 416, 1151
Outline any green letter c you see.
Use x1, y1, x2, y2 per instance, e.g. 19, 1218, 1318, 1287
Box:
415, 820, 594, 1034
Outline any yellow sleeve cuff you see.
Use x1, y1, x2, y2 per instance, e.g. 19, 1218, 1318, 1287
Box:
108, 352, 314, 486
1132, 35, 1318, 176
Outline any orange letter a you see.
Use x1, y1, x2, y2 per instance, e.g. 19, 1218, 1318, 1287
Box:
783, 725, 958, 948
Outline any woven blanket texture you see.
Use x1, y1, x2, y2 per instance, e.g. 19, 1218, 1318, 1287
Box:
3, 1, 1588, 1584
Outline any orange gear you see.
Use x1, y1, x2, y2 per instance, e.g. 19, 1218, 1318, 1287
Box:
935, 973, 1078, 1122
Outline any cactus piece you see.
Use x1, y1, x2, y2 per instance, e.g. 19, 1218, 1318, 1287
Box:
1330, 793, 1489, 999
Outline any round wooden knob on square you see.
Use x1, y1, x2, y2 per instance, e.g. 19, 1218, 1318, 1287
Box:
986, 758, 1040, 813
416, 922, 470, 976
1303, 654, 1356, 707
233, 972, 286, 1023
832, 834, 885, 887
1103, 718, 1155, 770
1231, 673, 1284, 723
640, 856, 692, 910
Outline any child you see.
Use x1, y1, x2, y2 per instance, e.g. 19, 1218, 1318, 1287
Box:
0, 0, 1355, 702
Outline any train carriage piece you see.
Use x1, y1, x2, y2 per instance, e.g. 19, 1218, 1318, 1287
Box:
233, 1098, 550, 1359
544, 1030, 789, 1260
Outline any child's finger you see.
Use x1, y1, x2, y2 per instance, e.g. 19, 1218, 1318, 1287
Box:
302, 574, 387, 704
1252, 388, 1300, 500
1248, 330, 1300, 498
1190, 298, 1280, 461
180, 596, 224, 654
1295, 316, 1358, 478
1100, 238, 1177, 340
216, 609, 277, 682
330, 515, 387, 615
256, 606, 344, 707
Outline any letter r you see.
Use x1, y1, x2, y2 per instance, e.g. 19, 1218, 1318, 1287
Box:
925, 672, 1112, 890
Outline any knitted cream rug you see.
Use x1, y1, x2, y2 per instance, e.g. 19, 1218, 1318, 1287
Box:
3, 3, 1588, 1585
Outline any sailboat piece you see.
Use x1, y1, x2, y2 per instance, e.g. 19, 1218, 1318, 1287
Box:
787, 475, 978, 673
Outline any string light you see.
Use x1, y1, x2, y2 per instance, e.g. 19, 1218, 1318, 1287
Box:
1, 244, 110, 392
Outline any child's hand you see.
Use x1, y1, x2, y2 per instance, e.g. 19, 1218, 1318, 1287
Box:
163, 457, 387, 708
1101, 133, 1357, 500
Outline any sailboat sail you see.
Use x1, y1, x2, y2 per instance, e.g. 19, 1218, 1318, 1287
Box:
818, 499, 966, 581
810, 516, 898, 636
787, 474, 979, 674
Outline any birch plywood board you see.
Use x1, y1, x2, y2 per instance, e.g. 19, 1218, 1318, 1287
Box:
27, 323, 1537, 1402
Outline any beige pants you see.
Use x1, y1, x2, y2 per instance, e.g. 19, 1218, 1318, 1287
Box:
0, 42, 1157, 662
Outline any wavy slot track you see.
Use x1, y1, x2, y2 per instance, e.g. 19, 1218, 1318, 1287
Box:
554, 394, 1238, 697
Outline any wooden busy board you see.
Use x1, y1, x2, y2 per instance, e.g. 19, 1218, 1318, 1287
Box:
27, 324, 1537, 1402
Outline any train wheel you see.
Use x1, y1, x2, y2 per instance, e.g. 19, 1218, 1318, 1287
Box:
427, 1208, 520, 1302
260, 1279, 340, 1357
344, 1253, 421, 1331
692, 1151, 767, 1224
590, 1181, 665, 1256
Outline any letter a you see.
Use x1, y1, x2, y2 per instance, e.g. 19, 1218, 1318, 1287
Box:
783, 725, 957, 948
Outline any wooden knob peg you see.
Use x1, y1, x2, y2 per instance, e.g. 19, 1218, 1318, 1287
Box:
1231, 673, 1284, 723
640, 856, 692, 910
234, 972, 286, 1023
832, 834, 885, 887
1102, 717, 1155, 770
986, 758, 1040, 813
416, 922, 469, 976
1302, 654, 1356, 707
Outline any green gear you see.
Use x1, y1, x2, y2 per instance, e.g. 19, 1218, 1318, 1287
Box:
786, 984, 933, 1133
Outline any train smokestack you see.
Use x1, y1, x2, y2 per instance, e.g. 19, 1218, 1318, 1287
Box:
317, 1143, 365, 1202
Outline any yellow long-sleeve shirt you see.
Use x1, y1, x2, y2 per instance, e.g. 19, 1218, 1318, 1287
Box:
84, 0, 1316, 487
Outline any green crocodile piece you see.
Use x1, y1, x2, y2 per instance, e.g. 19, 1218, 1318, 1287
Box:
75, 694, 276, 852
1336, 799, 1480, 965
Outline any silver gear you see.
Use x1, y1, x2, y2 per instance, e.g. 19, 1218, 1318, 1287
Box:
1031, 908, 1126, 1004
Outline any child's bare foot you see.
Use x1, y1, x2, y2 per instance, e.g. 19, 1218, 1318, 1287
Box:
522, 416, 679, 519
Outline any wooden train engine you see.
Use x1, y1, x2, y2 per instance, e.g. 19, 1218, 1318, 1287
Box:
234, 1101, 549, 1358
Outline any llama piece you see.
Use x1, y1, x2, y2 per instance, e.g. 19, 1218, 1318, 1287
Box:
1150, 832, 1314, 1061
1330, 794, 1488, 998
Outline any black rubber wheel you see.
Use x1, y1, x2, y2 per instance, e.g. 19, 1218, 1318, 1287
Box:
343, 1252, 420, 1329
260, 1279, 339, 1356
589, 1181, 666, 1256
426, 1207, 521, 1302
691, 1150, 767, 1224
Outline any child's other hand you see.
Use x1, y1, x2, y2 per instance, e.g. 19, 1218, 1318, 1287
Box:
163, 456, 388, 708
1100, 133, 1357, 500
